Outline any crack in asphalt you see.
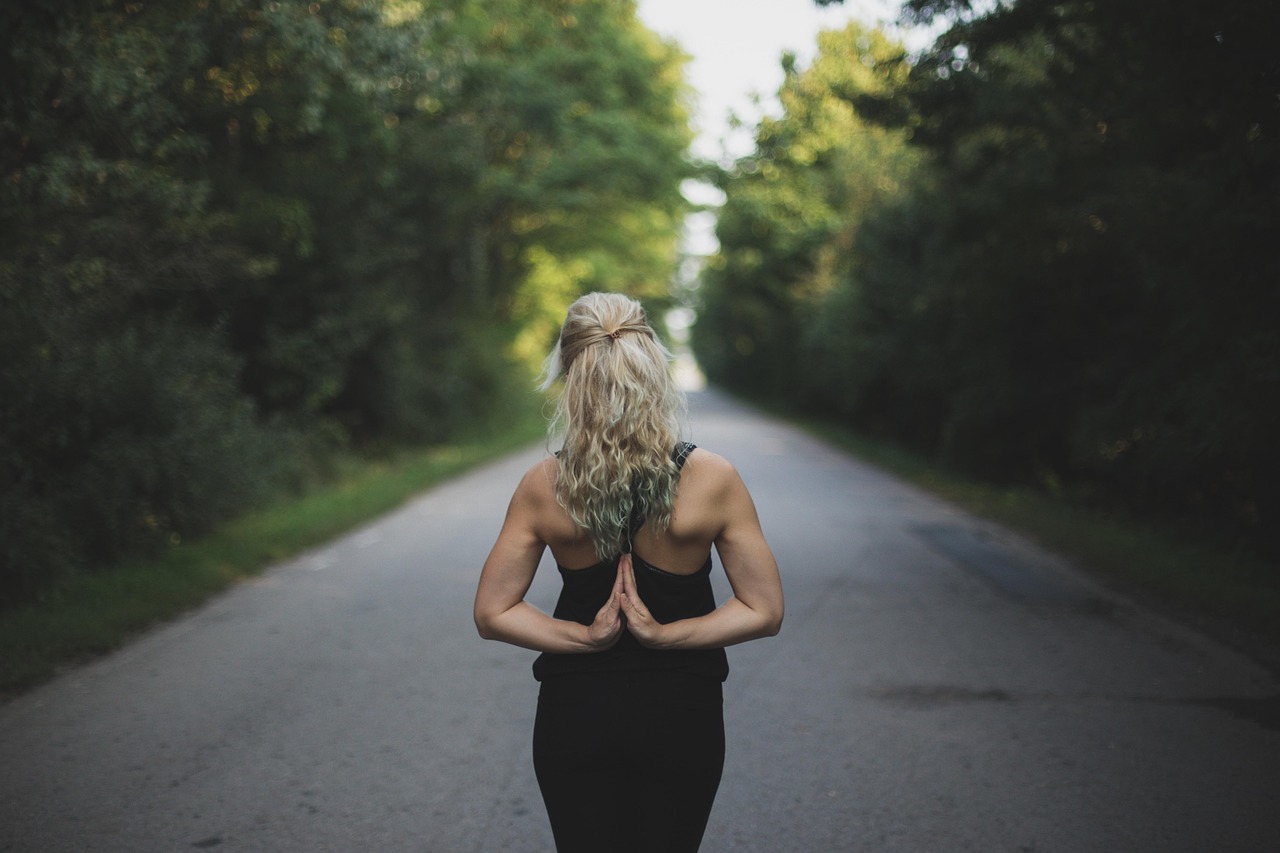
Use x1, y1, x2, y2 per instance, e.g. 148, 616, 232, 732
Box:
861, 684, 1280, 731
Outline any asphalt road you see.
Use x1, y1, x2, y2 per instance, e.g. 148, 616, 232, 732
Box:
2, 389, 1278, 852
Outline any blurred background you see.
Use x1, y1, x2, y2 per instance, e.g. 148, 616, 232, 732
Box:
2, 0, 1276, 625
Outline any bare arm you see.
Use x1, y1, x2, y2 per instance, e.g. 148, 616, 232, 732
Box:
474, 467, 623, 653
621, 462, 783, 650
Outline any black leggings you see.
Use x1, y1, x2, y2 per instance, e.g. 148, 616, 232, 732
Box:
532, 671, 725, 853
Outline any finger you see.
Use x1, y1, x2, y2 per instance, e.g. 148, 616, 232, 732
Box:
620, 555, 637, 597
621, 593, 648, 621
624, 568, 648, 610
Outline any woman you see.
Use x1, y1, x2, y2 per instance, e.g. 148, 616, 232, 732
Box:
474, 292, 783, 853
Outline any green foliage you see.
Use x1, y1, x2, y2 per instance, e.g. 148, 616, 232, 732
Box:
694, 23, 919, 400
698, 0, 1279, 557
1, 0, 692, 607
1, 0, 287, 601
883, 0, 1280, 544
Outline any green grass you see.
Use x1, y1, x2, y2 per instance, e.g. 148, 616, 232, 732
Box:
0, 409, 547, 697
793, 413, 1280, 648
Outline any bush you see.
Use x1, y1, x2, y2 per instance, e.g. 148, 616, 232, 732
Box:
0, 308, 294, 605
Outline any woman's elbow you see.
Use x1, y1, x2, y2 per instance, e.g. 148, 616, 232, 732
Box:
474, 610, 499, 641
762, 609, 783, 638
754, 602, 783, 639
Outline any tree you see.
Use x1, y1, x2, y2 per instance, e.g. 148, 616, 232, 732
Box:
883, 0, 1280, 540
702, 0, 1279, 552
0, 0, 696, 605
0, 0, 285, 599
695, 24, 917, 402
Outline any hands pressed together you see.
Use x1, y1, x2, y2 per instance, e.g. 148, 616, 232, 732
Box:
586, 553, 666, 651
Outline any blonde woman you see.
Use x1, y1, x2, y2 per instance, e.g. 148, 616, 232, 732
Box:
475, 292, 783, 853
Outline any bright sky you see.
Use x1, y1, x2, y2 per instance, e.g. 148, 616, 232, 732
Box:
633, 0, 923, 257
635, 0, 912, 166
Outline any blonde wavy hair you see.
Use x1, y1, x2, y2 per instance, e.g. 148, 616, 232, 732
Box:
541, 292, 686, 559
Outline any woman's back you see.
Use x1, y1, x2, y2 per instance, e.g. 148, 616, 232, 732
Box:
523, 447, 743, 576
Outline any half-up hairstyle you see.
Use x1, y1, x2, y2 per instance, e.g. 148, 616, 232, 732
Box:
541, 292, 686, 560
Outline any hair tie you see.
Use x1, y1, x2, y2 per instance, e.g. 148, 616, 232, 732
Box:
608, 330, 622, 340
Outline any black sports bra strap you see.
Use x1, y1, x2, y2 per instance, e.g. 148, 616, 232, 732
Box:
623, 443, 697, 553
672, 442, 696, 470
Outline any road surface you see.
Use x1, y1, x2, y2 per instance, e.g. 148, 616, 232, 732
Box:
2, 389, 1277, 851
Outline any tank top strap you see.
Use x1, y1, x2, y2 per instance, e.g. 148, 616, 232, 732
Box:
623, 443, 698, 553
672, 442, 696, 470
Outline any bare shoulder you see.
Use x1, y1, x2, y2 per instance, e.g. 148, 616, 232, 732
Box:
683, 447, 740, 478
526, 456, 560, 485
680, 448, 748, 500
676, 448, 764, 545
510, 457, 559, 507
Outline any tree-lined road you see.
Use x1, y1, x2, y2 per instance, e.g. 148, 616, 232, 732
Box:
2, 390, 1277, 852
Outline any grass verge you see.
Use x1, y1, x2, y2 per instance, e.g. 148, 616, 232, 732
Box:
0, 410, 547, 697
790, 412, 1280, 654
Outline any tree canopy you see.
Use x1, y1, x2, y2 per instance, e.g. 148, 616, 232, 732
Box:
696, 0, 1279, 554
1, 0, 693, 605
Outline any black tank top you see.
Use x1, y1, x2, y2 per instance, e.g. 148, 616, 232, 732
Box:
531, 443, 730, 683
